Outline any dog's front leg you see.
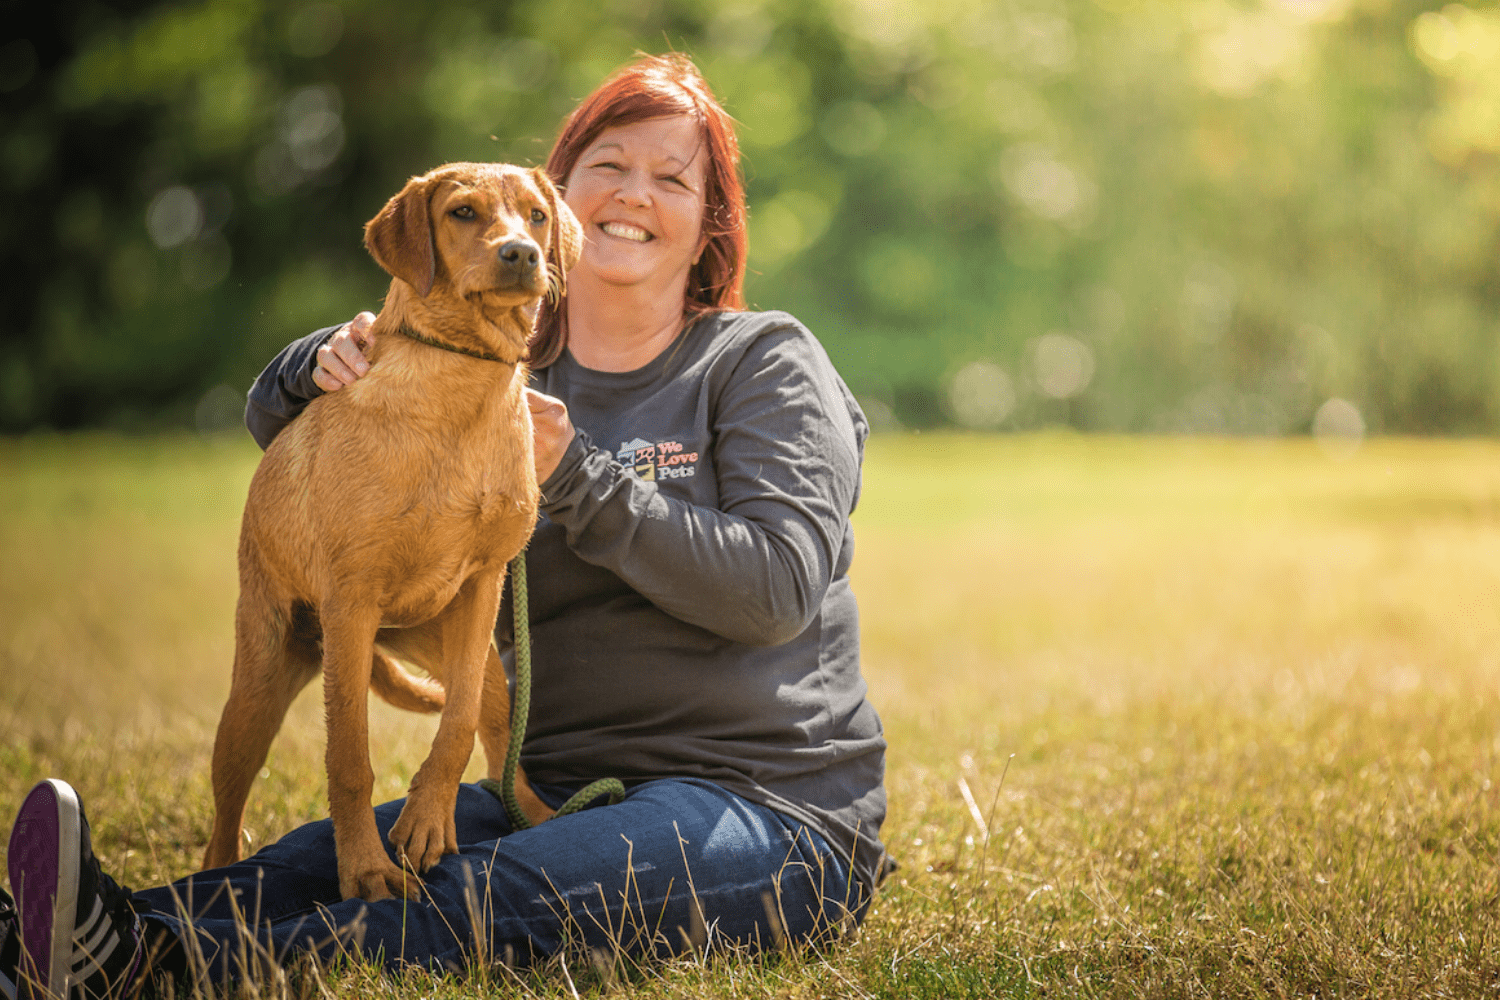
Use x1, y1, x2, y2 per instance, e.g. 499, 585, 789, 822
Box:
322, 599, 419, 902
388, 570, 499, 873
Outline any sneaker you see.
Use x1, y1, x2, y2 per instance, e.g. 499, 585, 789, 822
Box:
1, 885, 19, 1000
7, 780, 143, 1000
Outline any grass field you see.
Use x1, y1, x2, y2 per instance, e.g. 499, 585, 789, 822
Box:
2, 432, 1498, 998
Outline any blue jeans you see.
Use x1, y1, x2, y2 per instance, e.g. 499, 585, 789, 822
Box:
133, 779, 858, 982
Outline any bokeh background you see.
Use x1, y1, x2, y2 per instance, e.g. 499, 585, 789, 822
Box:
3, 0, 1498, 437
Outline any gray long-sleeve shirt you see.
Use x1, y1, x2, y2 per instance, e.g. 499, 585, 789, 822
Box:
246, 310, 891, 895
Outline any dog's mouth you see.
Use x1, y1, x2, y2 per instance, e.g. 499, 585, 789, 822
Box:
472, 281, 544, 310
469, 264, 548, 301
599, 221, 653, 243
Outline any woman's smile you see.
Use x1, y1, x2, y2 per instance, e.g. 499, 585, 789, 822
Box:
599, 220, 653, 242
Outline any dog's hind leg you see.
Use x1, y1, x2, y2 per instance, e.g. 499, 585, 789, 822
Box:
478, 642, 514, 781
203, 597, 320, 870
478, 641, 556, 828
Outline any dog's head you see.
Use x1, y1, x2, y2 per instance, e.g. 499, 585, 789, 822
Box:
364, 163, 582, 310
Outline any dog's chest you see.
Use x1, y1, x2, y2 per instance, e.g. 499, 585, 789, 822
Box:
367, 463, 532, 619
432, 451, 529, 520
386, 462, 530, 553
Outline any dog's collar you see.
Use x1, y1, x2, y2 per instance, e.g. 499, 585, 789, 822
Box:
397, 323, 520, 365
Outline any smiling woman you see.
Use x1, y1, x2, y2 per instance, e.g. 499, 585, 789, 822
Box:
556, 116, 708, 370
3, 54, 888, 997
530, 54, 748, 369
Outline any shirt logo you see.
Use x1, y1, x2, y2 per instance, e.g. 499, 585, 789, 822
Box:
617, 437, 700, 480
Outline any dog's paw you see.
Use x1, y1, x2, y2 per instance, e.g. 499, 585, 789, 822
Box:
388, 797, 459, 873
340, 856, 423, 902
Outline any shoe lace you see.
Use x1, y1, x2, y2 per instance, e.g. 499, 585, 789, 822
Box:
91, 862, 142, 926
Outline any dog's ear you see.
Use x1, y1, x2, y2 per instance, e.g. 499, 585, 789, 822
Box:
364, 173, 437, 297
532, 167, 582, 304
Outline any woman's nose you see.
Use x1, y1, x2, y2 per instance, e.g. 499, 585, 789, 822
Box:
616, 170, 651, 207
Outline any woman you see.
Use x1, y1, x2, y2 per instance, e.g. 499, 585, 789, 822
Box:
3, 53, 888, 997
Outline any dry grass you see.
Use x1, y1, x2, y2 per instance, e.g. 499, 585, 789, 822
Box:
2, 431, 1498, 997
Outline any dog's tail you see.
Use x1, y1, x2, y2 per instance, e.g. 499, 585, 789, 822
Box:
370, 653, 446, 713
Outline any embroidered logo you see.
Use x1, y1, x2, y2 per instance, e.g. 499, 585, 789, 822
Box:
617, 437, 700, 480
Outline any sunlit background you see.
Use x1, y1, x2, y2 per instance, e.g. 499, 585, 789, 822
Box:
3, 0, 1499, 441
5, 7, 1500, 989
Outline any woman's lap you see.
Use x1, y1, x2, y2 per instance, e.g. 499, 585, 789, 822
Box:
134, 779, 854, 981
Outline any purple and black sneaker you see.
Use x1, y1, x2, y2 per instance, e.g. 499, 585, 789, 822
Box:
7, 780, 143, 1000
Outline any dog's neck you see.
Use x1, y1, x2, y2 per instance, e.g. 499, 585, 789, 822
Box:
397, 323, 518, 365
376, 280, 532, 368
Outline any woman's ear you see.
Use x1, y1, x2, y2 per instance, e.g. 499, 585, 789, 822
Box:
533, 167, 582, 304
364, 173, 437, 296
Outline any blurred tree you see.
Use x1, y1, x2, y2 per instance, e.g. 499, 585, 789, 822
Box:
1, 0, 1496, 434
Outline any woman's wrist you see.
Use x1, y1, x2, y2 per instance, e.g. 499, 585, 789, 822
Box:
538, 432, 590, 499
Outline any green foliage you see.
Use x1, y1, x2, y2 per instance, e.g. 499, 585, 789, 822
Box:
3, 0, 1499, 432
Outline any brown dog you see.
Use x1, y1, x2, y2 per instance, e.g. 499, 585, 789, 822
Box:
203, 163, 580, 901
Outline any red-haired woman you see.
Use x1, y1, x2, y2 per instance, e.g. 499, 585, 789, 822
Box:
4, 54, 889, 994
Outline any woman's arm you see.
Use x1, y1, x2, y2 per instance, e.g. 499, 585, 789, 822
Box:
539, 327, 866, 647
243, 312, 375, 449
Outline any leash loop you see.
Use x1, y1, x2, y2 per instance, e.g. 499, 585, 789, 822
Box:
489, 551, 625, 830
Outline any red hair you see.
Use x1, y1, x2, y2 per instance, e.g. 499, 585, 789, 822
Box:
530, 53, 747, 368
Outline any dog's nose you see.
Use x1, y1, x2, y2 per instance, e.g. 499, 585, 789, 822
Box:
498, 240, 540, 275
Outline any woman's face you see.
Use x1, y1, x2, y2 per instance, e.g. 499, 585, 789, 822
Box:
562, 115, 707, 297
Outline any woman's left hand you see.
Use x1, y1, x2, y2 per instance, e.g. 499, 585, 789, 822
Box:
528, 388, 576, 485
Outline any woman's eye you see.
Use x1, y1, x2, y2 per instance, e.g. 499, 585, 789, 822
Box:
450, 205, 476, 220
531, 208, 547, 224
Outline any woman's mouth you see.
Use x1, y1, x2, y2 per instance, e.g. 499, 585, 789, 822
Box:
600, 221, 653, 242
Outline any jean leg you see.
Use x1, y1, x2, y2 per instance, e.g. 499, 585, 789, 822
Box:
135, 783, 525, 981
346, 778, 856, 972
137, 780, 858, 982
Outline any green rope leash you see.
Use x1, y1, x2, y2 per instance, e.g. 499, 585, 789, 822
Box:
481, 551, 624, 829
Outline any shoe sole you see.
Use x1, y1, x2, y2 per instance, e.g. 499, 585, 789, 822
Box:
8, 780, 81, 1000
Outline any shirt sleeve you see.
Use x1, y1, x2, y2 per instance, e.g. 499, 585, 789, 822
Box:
537, 326, 865, 647
243, 325, 340, 450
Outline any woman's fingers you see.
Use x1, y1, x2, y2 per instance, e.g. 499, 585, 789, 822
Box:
348, 311, 376, 350
313, 312, 376, 391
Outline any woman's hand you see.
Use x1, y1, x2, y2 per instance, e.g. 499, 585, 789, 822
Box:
312, 311, 376, 392
528, 389, 576, 485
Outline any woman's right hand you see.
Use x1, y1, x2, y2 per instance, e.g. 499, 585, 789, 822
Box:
312, 311, 376, 392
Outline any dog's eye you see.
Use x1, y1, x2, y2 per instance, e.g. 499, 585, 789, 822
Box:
450, 205, 476, 220
530, 208, 547, 225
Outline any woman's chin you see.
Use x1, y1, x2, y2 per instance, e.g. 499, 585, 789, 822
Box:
577, 257, 690, 294
574, 265, 647, 291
